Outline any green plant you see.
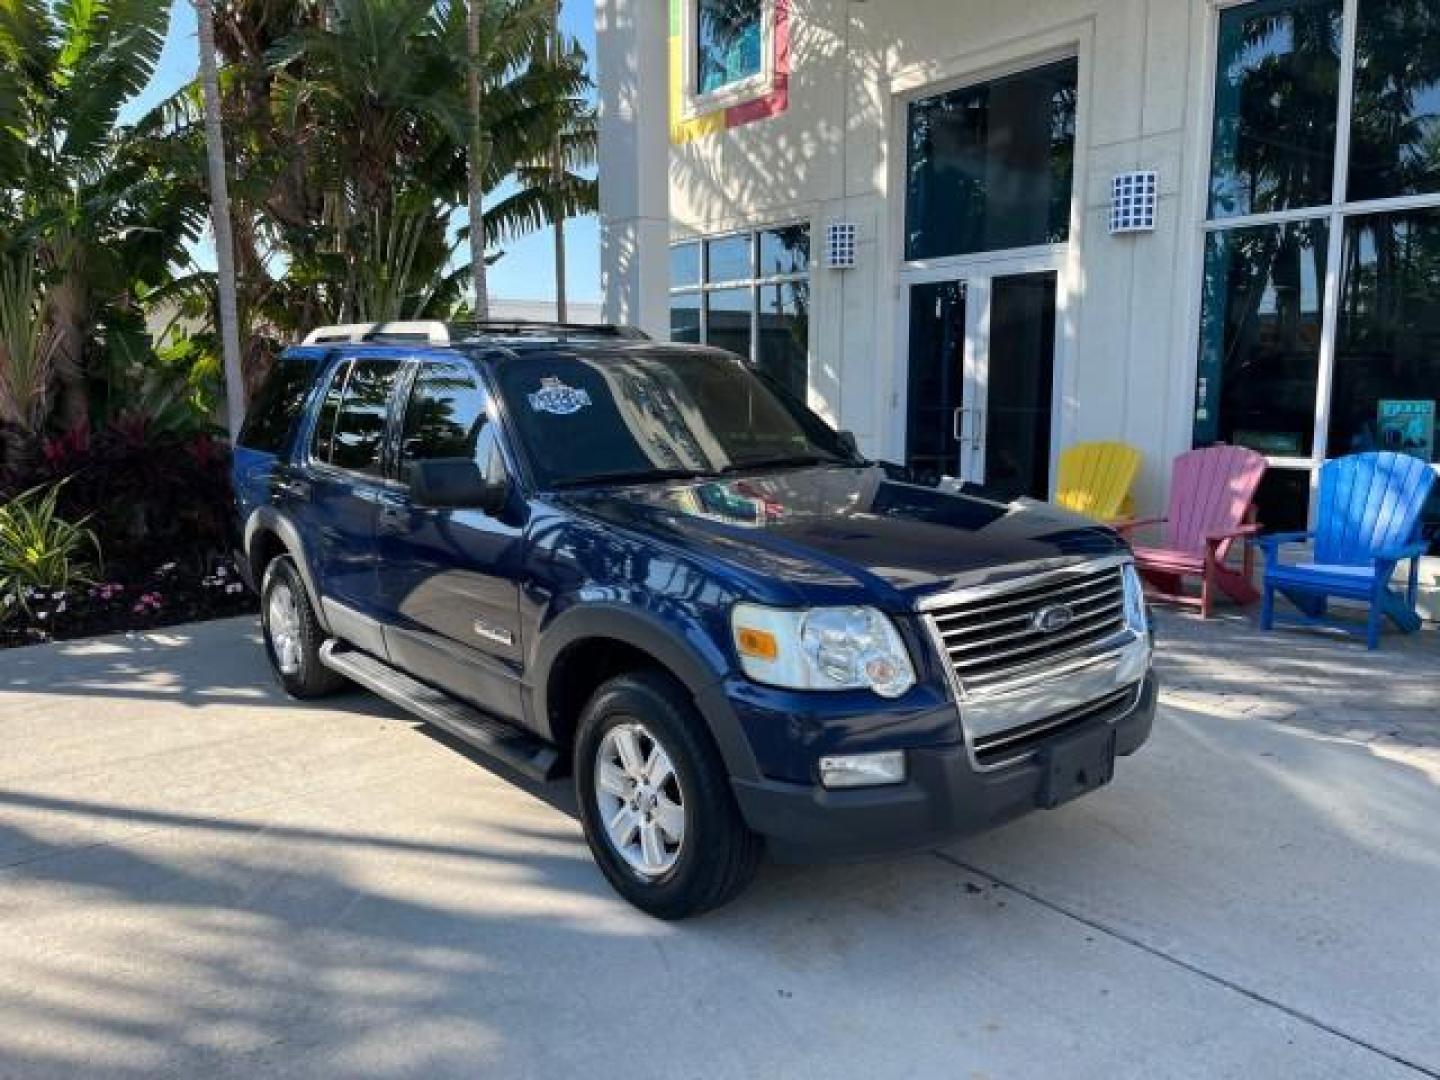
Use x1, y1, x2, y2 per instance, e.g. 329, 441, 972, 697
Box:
0, 482, 100, 615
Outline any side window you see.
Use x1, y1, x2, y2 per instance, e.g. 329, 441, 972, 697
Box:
400, 362, 504, 482
330, 359, 403, 476
239, 355, 320, 453
309, 359, 350, 464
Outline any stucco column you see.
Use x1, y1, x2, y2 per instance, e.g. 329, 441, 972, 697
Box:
596, 0, 670, 337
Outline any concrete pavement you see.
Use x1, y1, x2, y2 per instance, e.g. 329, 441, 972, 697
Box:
0, 612, 1437, 1079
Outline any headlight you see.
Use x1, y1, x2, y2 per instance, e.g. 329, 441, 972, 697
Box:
731, 603, 917, 699
1121, 561, 1148, 635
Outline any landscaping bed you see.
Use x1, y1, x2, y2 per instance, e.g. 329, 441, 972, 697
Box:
0, 556, 257, 649
2, 420, 258, 650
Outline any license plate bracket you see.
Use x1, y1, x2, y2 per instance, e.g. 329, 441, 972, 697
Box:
1039, 726, 1117, 809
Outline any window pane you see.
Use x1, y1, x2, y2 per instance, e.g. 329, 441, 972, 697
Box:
697, 0, 763, 95
670, 292, 702, 344
756, 279, 808, 398
1329, 210, 1440, 466
758, 224, 810, 277
905, 59, 1077, 260
310, 361, 349, 463
670, 242, 701, 288
240, 357, 319, 453
706, 234, 752, 282
1349, 0, 1440, 201
706, 287, 753, 360
1208, 0, 1342, 218
400, 363, 489, 472
1254, 467, 1313, 531
1193, 220, 1328, 456
331, 360, 401, 475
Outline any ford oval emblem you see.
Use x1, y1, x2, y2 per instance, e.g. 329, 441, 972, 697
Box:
1032, 604, 1075, 634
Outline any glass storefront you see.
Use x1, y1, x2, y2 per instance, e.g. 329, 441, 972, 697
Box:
904, 59, 1078, 261
668, 225, 811, 400
1195, 0, 1440, 552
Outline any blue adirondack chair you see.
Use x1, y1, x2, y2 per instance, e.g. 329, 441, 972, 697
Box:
1259, 452, 1436, 650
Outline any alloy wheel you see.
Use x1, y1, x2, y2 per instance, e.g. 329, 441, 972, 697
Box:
266, 581, 303, 676
594, 721, 686, 879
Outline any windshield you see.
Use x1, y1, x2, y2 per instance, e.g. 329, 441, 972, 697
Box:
492, 349, 860, 488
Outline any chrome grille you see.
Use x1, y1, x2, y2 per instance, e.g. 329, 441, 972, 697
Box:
971, 686, 1138, 767
929, 563, 1128, 690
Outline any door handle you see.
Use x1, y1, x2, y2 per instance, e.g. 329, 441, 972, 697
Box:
952, 407, 966, 442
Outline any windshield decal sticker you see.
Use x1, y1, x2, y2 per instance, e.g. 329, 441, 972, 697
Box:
528, 377, 592, 416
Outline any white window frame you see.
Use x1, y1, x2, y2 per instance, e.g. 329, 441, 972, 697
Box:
1192, 0, 1440, 528
681, 0, 776, 118
667, 222, 813, 390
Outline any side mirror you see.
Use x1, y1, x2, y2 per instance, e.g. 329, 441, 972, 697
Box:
835, 430, 861, 458
408, 458, 508, 515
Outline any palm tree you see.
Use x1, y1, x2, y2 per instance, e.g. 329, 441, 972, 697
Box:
467, 0, 490, 319
193, 0, 246, 440
550, 0, 566, 321
0, 0, 192, 430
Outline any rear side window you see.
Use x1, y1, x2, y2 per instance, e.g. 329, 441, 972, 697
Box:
309, 360, 350, 464
399, 362, 505, 482
238, 356, 320, 453
329, 359, 402, 475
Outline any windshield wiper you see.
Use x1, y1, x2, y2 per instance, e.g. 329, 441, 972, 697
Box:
550, 467, 717, 489
718, 454, 849, 475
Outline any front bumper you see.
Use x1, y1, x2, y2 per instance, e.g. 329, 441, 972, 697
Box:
730, 671, 1157, 860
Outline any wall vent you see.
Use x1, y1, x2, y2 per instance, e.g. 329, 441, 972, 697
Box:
826, 222, 858, 269
1110, 171, 1158, 234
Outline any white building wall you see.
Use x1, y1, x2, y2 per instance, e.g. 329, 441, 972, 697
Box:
667, 0, 1212, 517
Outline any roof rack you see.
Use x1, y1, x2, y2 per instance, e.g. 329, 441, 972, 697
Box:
299, 320, 648, 347
302, 321, 451, 346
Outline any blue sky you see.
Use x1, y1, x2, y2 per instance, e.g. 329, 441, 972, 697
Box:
124, 0, 601, 306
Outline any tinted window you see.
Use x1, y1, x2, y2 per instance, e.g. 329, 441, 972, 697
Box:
706, 287, 752, 360
670, 242, 701, 288
330, 360, 401, 475
1349, 0, 1440, 201
758, 225, 809, 277
706, 234, 752, 283
493, 351, 853, 488
1330, 209, 1440, 464
310, 360, 350, 463
1193, 219, 1328, 456
400, 363, 502, 480
755, 279, 807, 398
697, 0, 763, 95
670, 292, 701, 344
238, 356, 320, 453
1208, 0, 1342, 218
905, 59, 1078, 260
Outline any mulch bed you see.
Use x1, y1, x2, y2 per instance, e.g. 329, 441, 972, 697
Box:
0, 557, 258, 650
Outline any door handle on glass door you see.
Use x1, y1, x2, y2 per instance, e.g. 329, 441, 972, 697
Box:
952, 407, 966, 442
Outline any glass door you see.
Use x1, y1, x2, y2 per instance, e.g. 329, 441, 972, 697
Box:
905, 271, 1058, 500
905, 280, 969, 484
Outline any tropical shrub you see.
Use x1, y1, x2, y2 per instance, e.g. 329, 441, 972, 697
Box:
1, 414, 233, 578
0, 481, 99, 616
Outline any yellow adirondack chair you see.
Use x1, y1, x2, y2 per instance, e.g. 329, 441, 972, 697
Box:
1055, 441, 1142, 521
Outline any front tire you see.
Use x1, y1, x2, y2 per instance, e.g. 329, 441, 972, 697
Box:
575, 671, 762, 919
260, 556, 346, 699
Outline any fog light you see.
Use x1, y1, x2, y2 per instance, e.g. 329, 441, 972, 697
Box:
819, 750, 907, 789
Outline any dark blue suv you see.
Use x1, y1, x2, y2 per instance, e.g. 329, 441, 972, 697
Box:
233, 321, 1156, 918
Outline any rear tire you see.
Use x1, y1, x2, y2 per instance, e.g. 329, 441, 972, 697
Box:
260, 556, 347, 699
575, 671, 762, 919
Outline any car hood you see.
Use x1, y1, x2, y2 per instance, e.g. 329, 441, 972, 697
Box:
555, 465, 1127, 610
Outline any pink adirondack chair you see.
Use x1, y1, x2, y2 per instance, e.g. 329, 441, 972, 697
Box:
1117, 446, 1267, 618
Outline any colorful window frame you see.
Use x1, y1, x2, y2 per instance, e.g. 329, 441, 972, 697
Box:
670, 0, 790, 144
